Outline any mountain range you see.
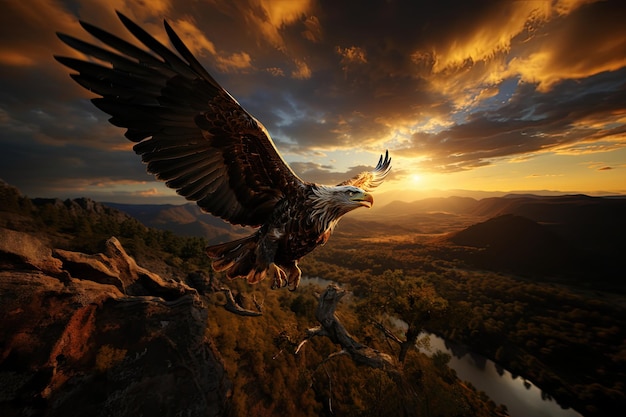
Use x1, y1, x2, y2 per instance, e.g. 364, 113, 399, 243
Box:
103, 192, 625, 285
104, 201, 251, 244
1, 176, 622, 286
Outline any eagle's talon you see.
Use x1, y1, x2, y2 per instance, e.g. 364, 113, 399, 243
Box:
269, 263, 288, 289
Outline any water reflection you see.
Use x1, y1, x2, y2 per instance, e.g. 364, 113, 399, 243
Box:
419, 333, 583, 417
300, 276, 342, 288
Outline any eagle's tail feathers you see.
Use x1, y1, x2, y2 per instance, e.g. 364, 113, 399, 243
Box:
207, 235, 301, 290
206, 235, 259, 279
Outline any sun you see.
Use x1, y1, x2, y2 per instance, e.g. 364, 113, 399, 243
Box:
410, 174, 422, 184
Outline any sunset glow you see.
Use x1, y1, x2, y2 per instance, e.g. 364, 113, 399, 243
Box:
409, 174, 423, 185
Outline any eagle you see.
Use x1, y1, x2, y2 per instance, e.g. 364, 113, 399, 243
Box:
55, 12, 391, 290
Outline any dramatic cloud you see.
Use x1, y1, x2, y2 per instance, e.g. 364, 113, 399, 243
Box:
1, 0, 625, 201
403, 68, 626, 172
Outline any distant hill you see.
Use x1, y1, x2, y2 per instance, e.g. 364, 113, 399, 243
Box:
104, 202, 251, 244
353, 193, 625, 282
377, 196, 480, 216
469, 195, 626, 270
447, 214, 583, 276
370, 193, 625, 243
374, 193, 626, 219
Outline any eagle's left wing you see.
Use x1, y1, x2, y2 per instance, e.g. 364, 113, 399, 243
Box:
338, 150, 391, 191
55, 12, 304, 228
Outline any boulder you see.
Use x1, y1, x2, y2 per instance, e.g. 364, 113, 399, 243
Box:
0, 228, 63, 275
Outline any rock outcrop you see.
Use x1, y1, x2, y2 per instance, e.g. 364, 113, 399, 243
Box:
0, 228, 230, 417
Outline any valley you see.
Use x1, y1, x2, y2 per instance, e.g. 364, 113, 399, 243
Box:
104, 191, 626, 416
1, 181, 625, 416
106, 191, 626, 415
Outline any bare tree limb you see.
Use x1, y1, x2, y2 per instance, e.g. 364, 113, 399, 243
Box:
297, 285, 396, 371
220, 288, 262, 317
371, 318, 421, 364
252, 293, 264, 313
372, 319, 404, 345
295, 285, 422, 417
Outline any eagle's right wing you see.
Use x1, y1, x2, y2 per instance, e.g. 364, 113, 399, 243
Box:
55, 12, 303, 227
338, 150, 391, 191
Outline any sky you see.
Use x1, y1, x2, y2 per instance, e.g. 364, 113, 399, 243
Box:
1, 0, 625, 205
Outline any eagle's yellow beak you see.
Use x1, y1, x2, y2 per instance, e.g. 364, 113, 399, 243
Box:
351, 192, 374, 208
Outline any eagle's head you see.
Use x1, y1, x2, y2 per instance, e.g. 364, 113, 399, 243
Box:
313, 184, 373, 209
310, 185, 373, 233
333, 185, 374, 209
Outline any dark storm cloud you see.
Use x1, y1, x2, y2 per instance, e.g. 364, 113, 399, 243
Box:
0, 132, 151, 197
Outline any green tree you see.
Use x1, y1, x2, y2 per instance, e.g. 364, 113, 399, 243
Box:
356, 269, 448, 363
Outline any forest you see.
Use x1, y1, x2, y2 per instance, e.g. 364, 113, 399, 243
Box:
2, 183, 624, 416
301, 234, 626, 416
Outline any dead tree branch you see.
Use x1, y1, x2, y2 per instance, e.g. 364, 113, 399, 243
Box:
252, 293, 264, 313
296, 285, 421, 416
220, 288, 262, 317
297, 284, 396, 371
372, 319, 421, 364
372, 319, 404, 345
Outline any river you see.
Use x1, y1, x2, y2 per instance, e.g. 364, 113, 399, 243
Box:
300, 277, 583, 417
417, 332, 582, 417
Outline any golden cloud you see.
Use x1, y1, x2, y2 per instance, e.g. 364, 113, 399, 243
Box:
416, 0, 621, 104
241, 0, 313, 50
266, 67, 285, 77
302, 15, 322, 43
336, 45, 367, 75
554, 138, 626, 156
138, 187, 163, 197
291, 59, 311, 79
0, 0, 80, 67
0, 52, 35, 67
336, 46, 367, 64
171, 18, 217, 56
216, 51, 253, 72
553, 0, 598, 15
505, 32, 626, 92
430, 2, 550, 74
261, 0, 312, 28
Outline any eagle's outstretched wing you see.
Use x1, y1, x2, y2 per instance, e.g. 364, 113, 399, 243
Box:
55, 11, 303, 227
338, 150, 391, 191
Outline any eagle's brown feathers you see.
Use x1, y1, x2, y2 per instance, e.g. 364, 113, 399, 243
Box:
56, 11, 390, 290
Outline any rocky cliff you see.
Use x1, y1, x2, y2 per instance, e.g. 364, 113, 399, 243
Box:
0, 228, 230, 416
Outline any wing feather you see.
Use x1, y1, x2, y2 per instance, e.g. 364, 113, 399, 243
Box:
150, 153, 218, 178
56, 11, 303, 227
338, 150, 392, 191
